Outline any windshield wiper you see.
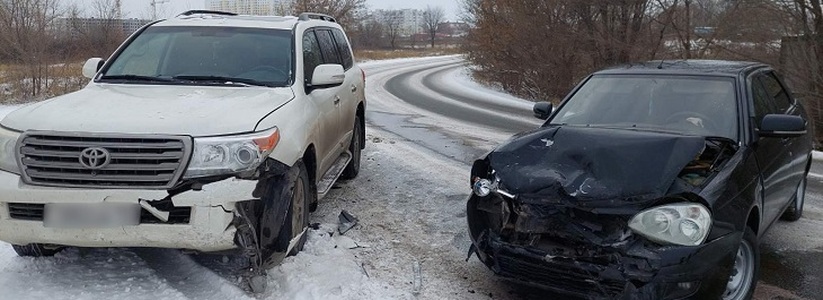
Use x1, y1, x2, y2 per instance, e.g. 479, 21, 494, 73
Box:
98, 74, 174, 83
172, 75, 270, 87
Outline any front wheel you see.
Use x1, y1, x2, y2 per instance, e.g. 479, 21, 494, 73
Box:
258, 160, 311, 268
341, 116, 362, 180
782, 177, 806, 221
721, 227, 759, 300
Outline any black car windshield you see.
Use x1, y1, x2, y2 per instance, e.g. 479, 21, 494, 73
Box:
101, 26, 293, 87
551, 75, 738, 140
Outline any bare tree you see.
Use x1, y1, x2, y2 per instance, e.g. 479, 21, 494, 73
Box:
0, 0, 61, 99
380, 10, 402, 49
422, 5, 445, 48
292, 0, 366, 30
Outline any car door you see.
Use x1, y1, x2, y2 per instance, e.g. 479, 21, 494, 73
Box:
750, 73, 795, 228
330, 28, 360, 145
302, 29, 341, 175
315, 29, 349, 152
760, 71, 808, 208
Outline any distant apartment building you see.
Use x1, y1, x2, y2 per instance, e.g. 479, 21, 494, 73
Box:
372, 9, 425, 37
53, 18, 152, 37
206, 0, 291, 16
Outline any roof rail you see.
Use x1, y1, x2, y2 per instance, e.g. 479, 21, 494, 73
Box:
177, 10, 238, 17
298, 12, 337, 23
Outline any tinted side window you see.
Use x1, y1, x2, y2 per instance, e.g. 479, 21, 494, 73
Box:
751, 79, 777, 127
316, 30, 342, 65
302, 30, 323, 83
759, 73, 792, 112
331, 29, 353, 70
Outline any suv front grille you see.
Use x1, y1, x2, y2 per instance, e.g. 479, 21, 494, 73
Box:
18, 132, 192, 189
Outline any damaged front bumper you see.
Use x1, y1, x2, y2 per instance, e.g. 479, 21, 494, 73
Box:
0, 169, 260, 252
467, 194, 740, 300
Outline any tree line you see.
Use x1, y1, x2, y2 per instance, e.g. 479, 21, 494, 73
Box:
462, 0, 823, 142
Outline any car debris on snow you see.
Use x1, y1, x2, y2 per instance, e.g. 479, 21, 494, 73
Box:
338, 210, 359, 235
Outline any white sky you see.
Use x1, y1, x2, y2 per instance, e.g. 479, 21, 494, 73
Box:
70, 0, 462, 21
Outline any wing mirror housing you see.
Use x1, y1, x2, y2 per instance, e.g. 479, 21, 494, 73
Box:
758, 114, 807, 138
309, 64, 345, 90
533, 102, 553, 120
82, 58, 105, 79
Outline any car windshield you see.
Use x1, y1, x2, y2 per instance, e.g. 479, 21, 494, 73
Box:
101, 26, 293, 87
551, 75, 738, 140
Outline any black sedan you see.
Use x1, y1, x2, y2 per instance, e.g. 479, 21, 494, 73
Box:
466, 60, 813, 300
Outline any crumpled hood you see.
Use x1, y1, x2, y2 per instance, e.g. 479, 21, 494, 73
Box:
488, 126, 705, 200
1, 84, 294, 136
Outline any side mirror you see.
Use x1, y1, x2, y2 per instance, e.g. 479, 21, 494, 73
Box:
82, 58, 105, 79
310, 64, 345, 89
758, 114, 807, 137
533, 102, 553, 120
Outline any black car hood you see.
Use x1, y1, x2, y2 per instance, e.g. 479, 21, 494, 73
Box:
488, 126, 706, 200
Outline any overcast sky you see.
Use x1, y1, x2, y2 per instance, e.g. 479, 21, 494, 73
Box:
102, 0, 461, 21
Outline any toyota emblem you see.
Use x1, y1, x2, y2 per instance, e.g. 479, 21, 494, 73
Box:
79, 147, 111, 169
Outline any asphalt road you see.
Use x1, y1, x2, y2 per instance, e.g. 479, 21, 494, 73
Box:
363, 56, 823, 300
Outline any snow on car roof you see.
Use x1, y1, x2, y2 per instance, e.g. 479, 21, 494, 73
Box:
596, 59, 767, 76
154, 14, 301, 30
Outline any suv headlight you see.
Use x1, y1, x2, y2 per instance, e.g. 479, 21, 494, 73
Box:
184, 127, 279, 179
0, 126, 21, 174
628, 203, 712, 246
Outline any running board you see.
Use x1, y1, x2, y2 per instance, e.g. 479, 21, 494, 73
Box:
317, 151, 352, 199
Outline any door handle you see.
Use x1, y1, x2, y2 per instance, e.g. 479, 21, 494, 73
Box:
351, 85, 357, 93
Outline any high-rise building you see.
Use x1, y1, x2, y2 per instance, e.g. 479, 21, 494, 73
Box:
372, 9, 425, 37
206, 0, 291, 16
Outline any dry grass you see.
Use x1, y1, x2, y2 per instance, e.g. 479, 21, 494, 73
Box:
0, 62, 86, 103
354, 48, 464, 61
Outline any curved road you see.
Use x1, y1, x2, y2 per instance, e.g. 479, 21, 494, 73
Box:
361, 56, 823, 300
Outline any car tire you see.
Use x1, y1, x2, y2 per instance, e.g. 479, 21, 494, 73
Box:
12, 244, 60, 257
782, 177, 806, 222
340, 116, 362, 180
274, 160, 311, 256
721, 227, 759, 300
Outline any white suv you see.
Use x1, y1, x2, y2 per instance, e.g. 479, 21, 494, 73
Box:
0, 10, 365, 286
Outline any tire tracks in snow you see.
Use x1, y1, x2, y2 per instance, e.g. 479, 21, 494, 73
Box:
134, 249, 253, 300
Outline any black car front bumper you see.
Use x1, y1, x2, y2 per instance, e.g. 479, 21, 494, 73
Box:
467, 195, 741, 300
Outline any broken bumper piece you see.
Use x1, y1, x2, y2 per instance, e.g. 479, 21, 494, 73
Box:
473, 230, 739, 300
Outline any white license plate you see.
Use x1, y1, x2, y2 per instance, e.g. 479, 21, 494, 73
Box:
44, 203, 140, 229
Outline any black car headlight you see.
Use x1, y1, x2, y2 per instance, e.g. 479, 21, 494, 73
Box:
628, 203, 712, 246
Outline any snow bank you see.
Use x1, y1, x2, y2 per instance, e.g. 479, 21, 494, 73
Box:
266, 224, 408, 300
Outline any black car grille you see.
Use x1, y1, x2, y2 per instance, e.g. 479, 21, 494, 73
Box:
18, 133, 192, 189
495, 248, 626, 298
6, 203, 192, 224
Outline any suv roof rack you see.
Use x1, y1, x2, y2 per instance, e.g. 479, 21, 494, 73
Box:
178, 10, 238, 17
298, 12, 337, 23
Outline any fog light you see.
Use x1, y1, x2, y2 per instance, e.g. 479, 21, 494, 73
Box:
473, 179, 492, 197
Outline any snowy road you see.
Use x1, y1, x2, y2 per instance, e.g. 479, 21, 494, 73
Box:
0, 56, 821, 300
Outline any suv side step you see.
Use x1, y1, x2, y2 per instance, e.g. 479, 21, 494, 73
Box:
317, 151, 352, 199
